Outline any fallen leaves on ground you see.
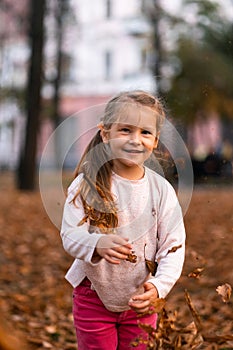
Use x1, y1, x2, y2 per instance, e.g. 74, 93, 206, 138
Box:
0, 173, 233, 349
216, 283, 232, 303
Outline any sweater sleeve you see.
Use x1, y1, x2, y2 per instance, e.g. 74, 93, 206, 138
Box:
60, 175, 104, 263
147, 180, 186, 298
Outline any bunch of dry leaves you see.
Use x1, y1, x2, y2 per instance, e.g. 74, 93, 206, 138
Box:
131, 284, 232, 349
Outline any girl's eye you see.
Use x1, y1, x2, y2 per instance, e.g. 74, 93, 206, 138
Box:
142, 130, 152, 135
120, 128, 130, 133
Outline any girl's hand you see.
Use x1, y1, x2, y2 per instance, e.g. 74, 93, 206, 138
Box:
128, 282, 159, 314
95, 234, 132, 264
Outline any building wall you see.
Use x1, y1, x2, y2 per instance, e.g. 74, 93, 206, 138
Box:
62, 0, 154, 97
0, 0, 155, 170
0, 100, 25, 169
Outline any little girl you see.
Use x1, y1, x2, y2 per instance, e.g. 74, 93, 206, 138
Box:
60, 90, 186, 350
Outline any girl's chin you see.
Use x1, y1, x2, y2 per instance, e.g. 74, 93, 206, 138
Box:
114, 159, 141, 168
112, 161, 144, 179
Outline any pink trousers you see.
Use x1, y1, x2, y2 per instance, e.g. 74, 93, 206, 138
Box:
72, 278, 157, 350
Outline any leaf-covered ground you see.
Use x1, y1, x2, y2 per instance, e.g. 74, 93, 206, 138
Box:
0, 172, 232, 349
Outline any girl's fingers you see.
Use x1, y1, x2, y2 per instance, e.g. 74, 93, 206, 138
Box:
105, 256, 121, 264
128, 300, 150, 313
113, 245, 132, 255
104, 248, 131, 264
112, 236, 132, 248
97, 235, 132, 251
106, 249, 128, 261
96, 234, 133, 263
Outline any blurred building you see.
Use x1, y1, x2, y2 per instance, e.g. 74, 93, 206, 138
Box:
0, 0, 29, 169
57, 0, 155, 118
1, 0, 232, 176
0, 100, 25, 170
0, 0, 155, 169
42, 0, 156, 168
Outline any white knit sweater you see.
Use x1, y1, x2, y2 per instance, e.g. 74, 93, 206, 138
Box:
60, 167, 186, 312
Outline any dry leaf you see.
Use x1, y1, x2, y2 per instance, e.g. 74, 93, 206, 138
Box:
145, 259, 158, 275
45, 325, 57, 334
150, 298, 166, 313
138, 322, 155, 335
167, 244, 182, 254
77, 215, 88, 226
126, 251, 137, 263
184, 290, 202, 332
137, 298, 166, 318
216, 283, 232, 303
42, 341, 53, 348
188, 267, 204, 279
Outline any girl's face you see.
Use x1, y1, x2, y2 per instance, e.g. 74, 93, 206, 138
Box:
101, 104, 159, 179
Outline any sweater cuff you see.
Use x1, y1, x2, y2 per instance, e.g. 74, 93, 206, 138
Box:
88, 234, 104, 265
146, 277, 169, 299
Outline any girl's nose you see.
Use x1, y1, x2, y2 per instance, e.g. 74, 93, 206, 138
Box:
129, 131, 142, 145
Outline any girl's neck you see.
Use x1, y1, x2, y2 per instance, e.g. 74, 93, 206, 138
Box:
112, 164, 145, 180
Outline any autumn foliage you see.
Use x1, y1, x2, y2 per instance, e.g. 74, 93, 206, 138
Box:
0, 173, 232, 349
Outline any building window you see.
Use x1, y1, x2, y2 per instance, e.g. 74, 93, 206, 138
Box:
105, 51, 112, 80
106, 0, 112, 18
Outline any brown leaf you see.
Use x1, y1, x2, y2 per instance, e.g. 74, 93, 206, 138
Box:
45, 325, 57, 334
216, 283, 232, 303
188, 267, 204, 279
150, 298, 166, 313
42, 340, 53, 348
184, 290, 202, 332
145, 259, 158, 275
77, 215, 88, 226
136, 298, 166, 318
138, 322, 155, 335
126, 251, 137, 263
167, 244, 182, 254
179, 321, 204, 348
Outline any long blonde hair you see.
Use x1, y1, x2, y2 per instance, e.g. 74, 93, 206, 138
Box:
73, 90, 166, 232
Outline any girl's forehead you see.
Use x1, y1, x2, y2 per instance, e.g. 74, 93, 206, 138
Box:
115, 104, 157, 129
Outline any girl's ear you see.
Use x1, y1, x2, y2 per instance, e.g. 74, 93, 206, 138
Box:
98, 123, 109, 143
153, 133, 160, 149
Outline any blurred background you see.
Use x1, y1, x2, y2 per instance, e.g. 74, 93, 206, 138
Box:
0, 0, 233, 189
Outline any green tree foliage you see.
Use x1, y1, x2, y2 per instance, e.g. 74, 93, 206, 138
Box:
164, 0, 233, 123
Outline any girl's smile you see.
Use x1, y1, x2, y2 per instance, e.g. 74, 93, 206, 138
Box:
123, 149, 144, 153
100, 105, 159, 179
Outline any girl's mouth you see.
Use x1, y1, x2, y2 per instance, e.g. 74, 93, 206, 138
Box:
123, 149, 144, 154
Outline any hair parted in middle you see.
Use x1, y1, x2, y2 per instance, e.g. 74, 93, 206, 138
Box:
72, 90, 166, 232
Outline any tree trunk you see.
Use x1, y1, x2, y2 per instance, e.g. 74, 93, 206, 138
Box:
152, 0, 162, 96
53, 0, 67, 169
17, 0, 45, 190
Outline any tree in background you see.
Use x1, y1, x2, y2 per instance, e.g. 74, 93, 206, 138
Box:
17, 0, 46, 190
143, 0, 163, 95
16, 0, 71, 189
144, 0, 233, 123
164, 0, 233, 123
50, 0, 71, 169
